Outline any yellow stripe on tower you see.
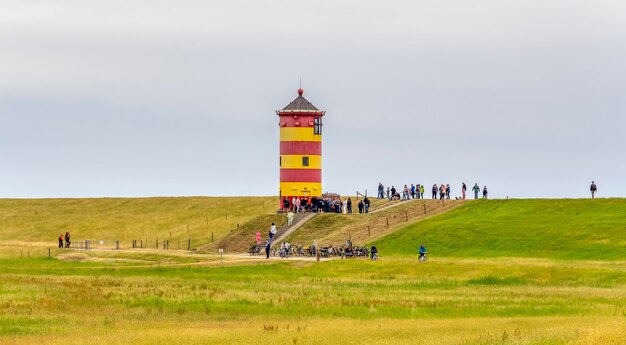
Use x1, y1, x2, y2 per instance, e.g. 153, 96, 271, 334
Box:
280, 155, 322, 169
279, 127, 321, 142
280, 182, 322, 194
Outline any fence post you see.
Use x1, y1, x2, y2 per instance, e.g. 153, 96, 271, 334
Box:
405, 210, 408, 221
48, 248, 51, 257
116, 241, 119, 250
212, 232, 214, 243
386, 217, 389, 228
423, 204, 427, 215
187, 238, 191, 251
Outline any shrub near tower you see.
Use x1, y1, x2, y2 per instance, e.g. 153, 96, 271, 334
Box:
276, 88, 325, 209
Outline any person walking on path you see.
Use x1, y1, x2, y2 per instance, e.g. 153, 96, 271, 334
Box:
472, 183, 480, 199
378, 183, 385, 199
64, 232, 71, 248
590, 181, 597, 199
287, 210, 295, 226
347, 197, 352, 213
461, 182, 467, 200
58, 234, 64, 248
420, 184, 425, 199
255, 230, 261, 245
364, 196, 371, 213
482, 186, 488, 199
269, 223, 277, 242
265, 240, 271, 259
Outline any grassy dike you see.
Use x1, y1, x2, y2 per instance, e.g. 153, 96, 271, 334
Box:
375, 199, 626, 260
0, 199, 624, 344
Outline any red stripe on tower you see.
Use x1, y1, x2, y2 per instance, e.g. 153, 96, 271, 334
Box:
280, 169, 322, 182
280, 141, 322, 155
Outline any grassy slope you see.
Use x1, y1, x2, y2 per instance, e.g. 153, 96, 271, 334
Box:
285, 199, 466, 247
0, 197, 276, 247
375, 199, 626, 260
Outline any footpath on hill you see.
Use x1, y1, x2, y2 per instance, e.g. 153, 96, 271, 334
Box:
205, 198, 467, 253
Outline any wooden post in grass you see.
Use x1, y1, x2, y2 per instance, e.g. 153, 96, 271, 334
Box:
116, 241, 119, 250
140, 240, 143, 248
211, 232, 214, 243
405, 210, 408, 221
386, 217, 389, 228
423, 204, 426, 215
187, 239, 191, 251
48, 248, 50, 257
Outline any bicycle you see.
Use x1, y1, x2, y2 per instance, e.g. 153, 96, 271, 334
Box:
418, 253, 428, 262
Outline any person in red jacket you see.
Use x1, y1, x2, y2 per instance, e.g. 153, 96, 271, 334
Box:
58, 234, 64, 248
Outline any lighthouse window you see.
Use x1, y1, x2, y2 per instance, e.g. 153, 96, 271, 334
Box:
314, 118, 322, 135
302, 156, 309, 167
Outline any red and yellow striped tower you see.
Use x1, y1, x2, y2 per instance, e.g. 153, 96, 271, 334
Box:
276, 88, 325, 208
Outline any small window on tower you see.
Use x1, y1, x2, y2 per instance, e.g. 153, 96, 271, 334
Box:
302, 156, 309, 167
313, 118, 322, 135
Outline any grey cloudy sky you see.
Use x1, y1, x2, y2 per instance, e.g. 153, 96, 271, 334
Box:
1, 0, 625, 199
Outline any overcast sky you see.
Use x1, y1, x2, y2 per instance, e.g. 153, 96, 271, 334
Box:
1, 0, 625, 199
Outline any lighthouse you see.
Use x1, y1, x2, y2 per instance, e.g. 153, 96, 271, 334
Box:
276, 88, 325, 208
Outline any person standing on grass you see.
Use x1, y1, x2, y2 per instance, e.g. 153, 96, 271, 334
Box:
358, 199, 364, 213
410, 184, 416, 199
386, 187, 391, 200
439, 184, 446, 200
364, 196, 371, 213
255, 230, 261, 245
461, 182, 467, 199
420, 184, 425, 199
65, 232, 71, 248
287, 210, 294, 226
269, 223, 277, 242
265, 240, 271, 259
378, 182, 384, 199
472, 183, 480, 199
446, 184, 451, 199
58, 234, 64, 248
482, 186, 488, 199
432, 184, 438, 199
590, 181, 597, 199
347, 197, 352, 213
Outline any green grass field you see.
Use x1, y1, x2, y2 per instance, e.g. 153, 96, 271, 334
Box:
375, 199, 626, 260
0, 198, 624, 344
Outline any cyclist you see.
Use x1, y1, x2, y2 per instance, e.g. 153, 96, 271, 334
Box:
370, 245, 378, 260
418, 243, 427, 261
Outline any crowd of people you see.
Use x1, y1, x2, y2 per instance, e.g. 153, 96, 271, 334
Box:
281, 195, 371, 214
378, 182, 489, 200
